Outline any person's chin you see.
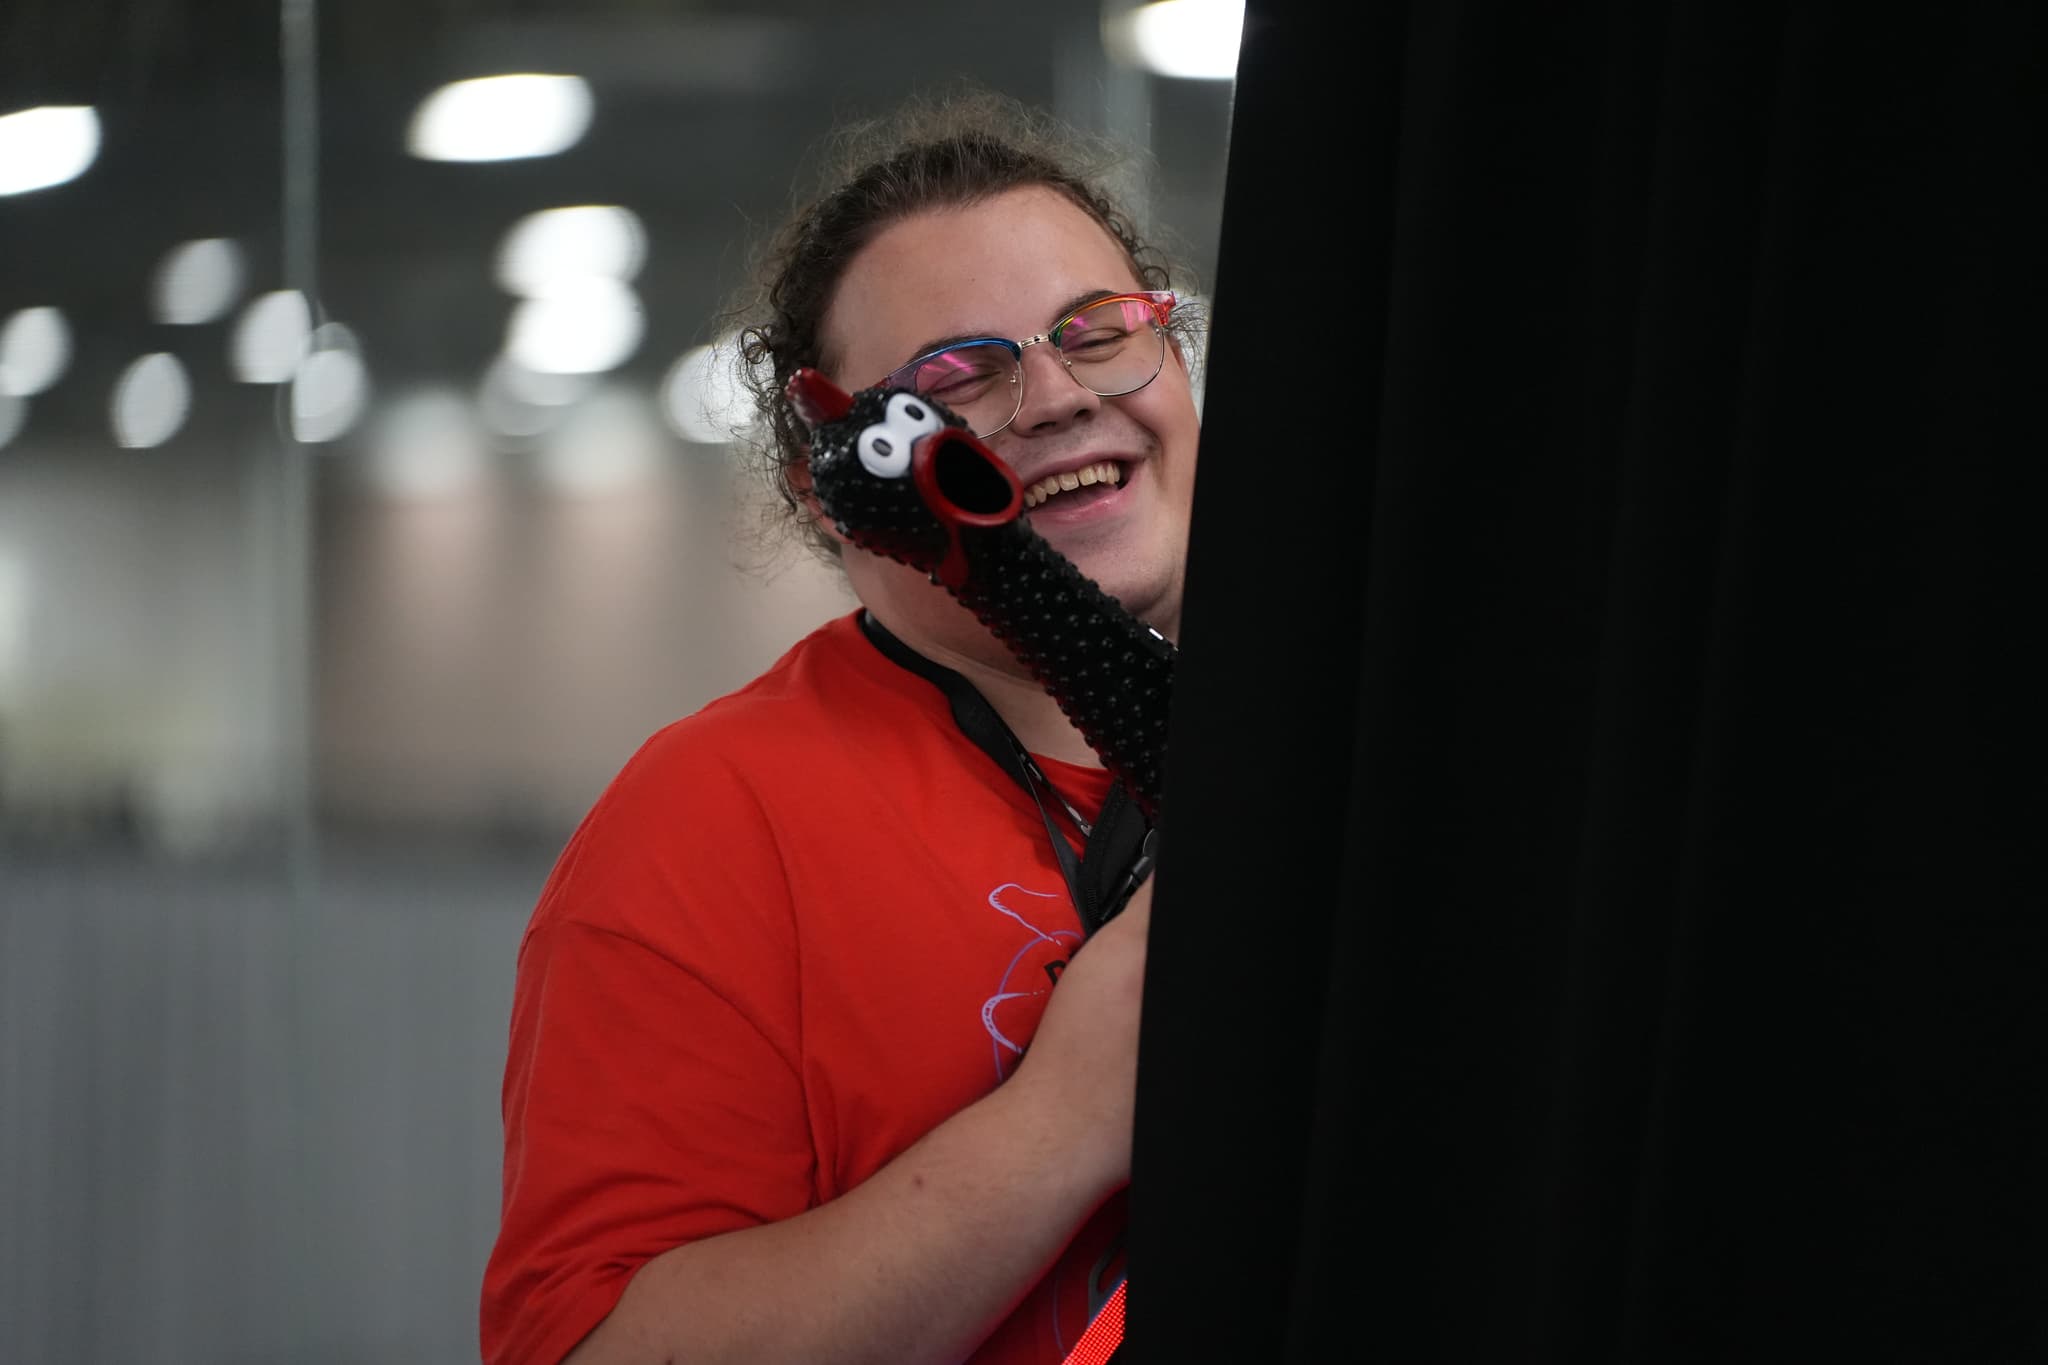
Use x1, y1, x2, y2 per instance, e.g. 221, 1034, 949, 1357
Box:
1085, 557, 1181, 633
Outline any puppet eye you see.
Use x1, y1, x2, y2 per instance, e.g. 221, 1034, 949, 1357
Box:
856, 392, 943, 478
888, 391, 942, 435
857, 429, 907, 477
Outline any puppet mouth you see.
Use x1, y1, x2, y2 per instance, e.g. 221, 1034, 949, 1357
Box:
914, 428, 1023, 526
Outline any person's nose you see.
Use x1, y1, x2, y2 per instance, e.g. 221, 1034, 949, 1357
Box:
1012, 339, 1102, 433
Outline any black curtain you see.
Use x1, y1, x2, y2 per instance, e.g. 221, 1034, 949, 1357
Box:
1130, 3, 2045, 1361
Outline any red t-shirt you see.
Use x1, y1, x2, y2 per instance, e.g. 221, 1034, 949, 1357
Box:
482, 612, 1126, 1364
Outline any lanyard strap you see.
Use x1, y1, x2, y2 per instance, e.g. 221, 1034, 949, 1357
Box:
858, 610, 1154, 934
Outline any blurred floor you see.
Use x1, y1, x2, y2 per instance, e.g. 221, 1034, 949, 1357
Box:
2, 833, 558, 1364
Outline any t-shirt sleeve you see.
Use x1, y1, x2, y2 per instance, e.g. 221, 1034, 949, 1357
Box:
480, 741, 814, 1365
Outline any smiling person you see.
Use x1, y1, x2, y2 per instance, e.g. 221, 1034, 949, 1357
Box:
481, 90, 1205, 1365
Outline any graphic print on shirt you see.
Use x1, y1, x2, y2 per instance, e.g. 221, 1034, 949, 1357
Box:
980, 881, 1082, 1082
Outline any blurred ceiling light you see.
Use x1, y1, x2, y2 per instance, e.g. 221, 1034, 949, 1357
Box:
491, 353, 593, 406
364, 387, 489, 499
477, 354, 594, 437
110, 352, 192, 448
477, 371, 553, 439
230, 289, 312, 383
0, 105, 101, 195
535, 385, 664, 496
497, 205, 645, 297
152, 237, 247, 324
0, 306, 72, 397
291, 324, 371, 443
505, 278, 643, 375
406, 74, 593, 162
1104, 0, 1245, 79
660, 341, 749, 446
0, 393, 25, 450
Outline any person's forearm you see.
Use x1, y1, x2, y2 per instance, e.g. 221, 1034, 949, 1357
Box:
562, 1073, 1119, 1365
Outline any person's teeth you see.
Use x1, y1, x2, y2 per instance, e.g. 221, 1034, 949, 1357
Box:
1023, 462, 1121, 510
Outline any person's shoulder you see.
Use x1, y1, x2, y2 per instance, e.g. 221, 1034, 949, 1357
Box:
626, 609, 880, 777
536, 609, 914, 891
519, 613, 866, 939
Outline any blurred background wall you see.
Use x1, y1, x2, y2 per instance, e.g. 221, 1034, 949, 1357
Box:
0, 2, 1236, 1359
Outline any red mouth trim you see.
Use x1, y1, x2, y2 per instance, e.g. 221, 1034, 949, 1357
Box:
912, 428, 1024, 588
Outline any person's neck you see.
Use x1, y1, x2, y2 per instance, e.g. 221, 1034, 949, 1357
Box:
931, 633, 1103, 767
868, 609, 1100, 767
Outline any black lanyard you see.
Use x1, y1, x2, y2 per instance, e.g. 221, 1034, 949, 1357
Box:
858, 610, 1155, 934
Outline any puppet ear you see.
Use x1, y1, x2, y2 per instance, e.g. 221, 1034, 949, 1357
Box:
785, 367, 853, 429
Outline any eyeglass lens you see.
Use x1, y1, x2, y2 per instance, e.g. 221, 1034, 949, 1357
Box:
897, 296, 1166, 437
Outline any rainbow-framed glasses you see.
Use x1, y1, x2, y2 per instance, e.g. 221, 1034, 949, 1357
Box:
877, 290, 1177, 438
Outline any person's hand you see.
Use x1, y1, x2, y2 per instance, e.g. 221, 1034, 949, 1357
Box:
1006, 876, 1154, 1194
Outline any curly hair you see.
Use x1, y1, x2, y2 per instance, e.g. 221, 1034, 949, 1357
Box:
720, 87, 1204, 563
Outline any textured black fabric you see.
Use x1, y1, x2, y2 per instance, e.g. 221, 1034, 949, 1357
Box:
1127, 4, 2045, 1362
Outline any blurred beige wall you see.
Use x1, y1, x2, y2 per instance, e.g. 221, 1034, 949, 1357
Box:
315, 392, 854, 837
